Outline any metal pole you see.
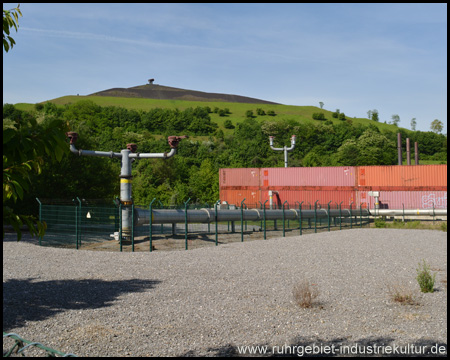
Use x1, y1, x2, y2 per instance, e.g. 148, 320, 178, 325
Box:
119, 203, 123, 252
215, 199, 220, 246
282, 201, 288, 237
350, 202, 353, 229
299, 201, 303, 235
339, 201, 343, 230
263, 200, 268, 239
184, 198, 190, 250
149, 198, 156, 252
36, 198, 42, 246
397, 133, 402, 165
240, 198, 246, 242
314, 200, 319, 233
414, 142, 419, 165
406, 138, 411, 166
327, 201, 332, 231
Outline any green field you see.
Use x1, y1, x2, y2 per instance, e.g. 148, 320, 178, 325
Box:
13, 94, 411, 135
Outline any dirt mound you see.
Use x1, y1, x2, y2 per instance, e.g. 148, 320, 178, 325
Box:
89, 84, 279, 105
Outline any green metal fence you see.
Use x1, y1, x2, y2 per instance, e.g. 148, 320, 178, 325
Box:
36, 198, 371, 252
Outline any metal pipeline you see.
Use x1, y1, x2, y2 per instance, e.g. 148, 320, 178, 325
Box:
134, 207, 370, 226
134, 207, 446, 227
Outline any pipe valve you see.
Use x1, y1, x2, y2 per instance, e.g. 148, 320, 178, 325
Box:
66, 132, 78, 144
127, 143, 137, 153
168, 135, 189, 148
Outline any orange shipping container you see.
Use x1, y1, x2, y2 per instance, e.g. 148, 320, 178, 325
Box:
357, 165, 447, 189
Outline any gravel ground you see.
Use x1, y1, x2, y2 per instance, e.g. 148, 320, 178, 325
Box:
3, 229, 447, 357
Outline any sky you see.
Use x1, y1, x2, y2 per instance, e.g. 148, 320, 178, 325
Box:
3, 3, 447, 133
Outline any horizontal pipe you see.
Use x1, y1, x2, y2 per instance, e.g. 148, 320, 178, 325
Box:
69, 144, 122, 158
370, 209, 447, 217
134, 207, 371, 226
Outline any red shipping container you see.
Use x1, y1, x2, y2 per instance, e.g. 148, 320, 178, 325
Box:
357, 165, 447, 188
220, 168, 260, 188
260, 166, 356, 187
358, 190, 447, 210
259, 189, 357, 208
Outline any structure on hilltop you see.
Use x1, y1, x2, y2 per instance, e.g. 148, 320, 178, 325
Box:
148, 78, 155, 85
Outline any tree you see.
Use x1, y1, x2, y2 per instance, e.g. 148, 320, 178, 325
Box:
3, 4, 22, 52
410, 118, 417, 131
3, 108, 69, 240
319, 102, 324, 109
371, 110, 379, 122
391, 114, 400, 127
430, 119, 443, 134
367, 110, 372, 120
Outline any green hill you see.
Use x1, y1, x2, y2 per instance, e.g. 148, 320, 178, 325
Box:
13, 83, 407, 134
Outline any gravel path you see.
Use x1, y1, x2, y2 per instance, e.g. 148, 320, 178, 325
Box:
3, 229, 447, 357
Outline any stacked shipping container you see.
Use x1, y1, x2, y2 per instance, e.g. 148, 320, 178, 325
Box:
219, 165, 447, 210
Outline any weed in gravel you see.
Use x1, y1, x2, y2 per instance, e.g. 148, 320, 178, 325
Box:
416, 260, 437, 293
387, 282, 417, 305
293, 280, 319, 308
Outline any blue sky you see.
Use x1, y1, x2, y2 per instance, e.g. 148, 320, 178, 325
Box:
3, 3, 447, 133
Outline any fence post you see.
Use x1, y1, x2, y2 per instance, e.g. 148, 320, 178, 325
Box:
402, 203, 405, 223
240, 198, 246, 242
339, 201, 343, 230
298, 201, 303, 235
314, 200, 319, 233
350, 202, 353, 229
149, 198, 156, 252
360, 203, 363, 228
215, 199, 220, 246
131, 203, 135, 252
184, 198, 191, 250
263, 200, 268, 240
327, 201, 332, 232
282, 201, 288, 237
73, 197, 82, 249
119, 203, 123, 252
36, 198, 42, 246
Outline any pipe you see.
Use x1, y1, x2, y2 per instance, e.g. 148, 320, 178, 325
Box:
414, 142, 419, 165
269, 135, 296, 168
406, 138, 411, 165
397, 133, 402, 165
134, 207, 446, 227
134, 207, 371, 226
66, 132, 188, 239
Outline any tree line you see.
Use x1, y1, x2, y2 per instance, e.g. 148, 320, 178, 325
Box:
3, 101, 447, 220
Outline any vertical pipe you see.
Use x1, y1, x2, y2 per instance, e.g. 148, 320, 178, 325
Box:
76, 197, 82, 249
282, 201, 287, 237
131, 203, 134, 252
299, 201, 303, 236
414, 142, 419, 165
339, 202, 343, 230
284, 147, 288, 168
397, 133, 402, 165
406, 138, 411, 165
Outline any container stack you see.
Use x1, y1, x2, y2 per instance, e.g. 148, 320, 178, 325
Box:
219, 165, 447, 210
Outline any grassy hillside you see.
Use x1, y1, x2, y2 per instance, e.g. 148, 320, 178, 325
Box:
13, 95, 409, 135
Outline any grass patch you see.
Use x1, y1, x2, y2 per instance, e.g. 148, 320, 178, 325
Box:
387, 282, 417, 305
293, 279, 319, 308
371, 219, 447, 231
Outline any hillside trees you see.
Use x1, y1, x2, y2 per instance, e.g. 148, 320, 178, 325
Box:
3, 101, 447, 216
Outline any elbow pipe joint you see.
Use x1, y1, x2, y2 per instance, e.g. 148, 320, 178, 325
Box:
168, 135, 189, 149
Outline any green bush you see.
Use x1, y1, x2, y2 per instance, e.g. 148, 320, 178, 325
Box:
374, 218, 386, 228
416, 260, 436, 293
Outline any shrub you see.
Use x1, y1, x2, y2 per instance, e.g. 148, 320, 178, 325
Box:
416, 260, 436, 293
374, 218, 386, 228
339, 113, 346, 121
293, 280, 319, 308
312, 113, 326, 120
224, 119, 235, 129
441, 222, 447, 232
267, 110, 276, 116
